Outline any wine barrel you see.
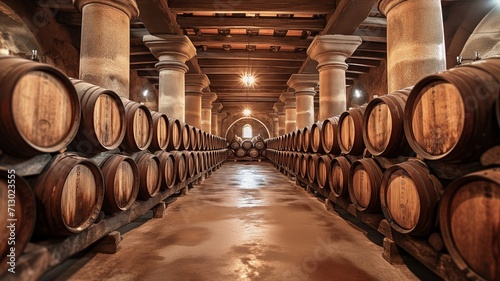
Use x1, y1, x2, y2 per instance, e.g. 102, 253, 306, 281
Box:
363, 87, 413, 157
338, 105, 367, 155
307, 154, 321, 184
302, 126, 312, 153
69, 79, 126, 154
248, 147, 260, 158
120, 98, 153, 152
321, 116, 341, 155
230, 140, 241, 150
348, 158, 383, 212
440, 168, 500, 281
0, 168, 35, 275
380, 160, 443, 236
180, 123, 191, 150
295, 129, 303, 152
134, 153, 161, 200
317, 154, 334, 189
171, 151, 188, 183
404, 58, 500, 162
241, 140, 253, 150
150, 112, 169, 151
183, 150, 196, 178
33, 153, 104, 236
197, 151, 206, 173
294, 153, 303, 175
286, 151, 295, 171
329, 156, 351, 198
154, 151, 176, 189
100, 155, 139, 214
0, 55, 81, 157
235, 147, 247, 158
289, 131, 296, 151
260, 148, 267, 158
310, 122, 324, 154
251, 135, 265, 150
192, 151, 200, 175
189, 126, 198, 151
197, 128, 204, 150
300, 153, 311, 179
167, 118, 183, 151
228, 149, 235, 157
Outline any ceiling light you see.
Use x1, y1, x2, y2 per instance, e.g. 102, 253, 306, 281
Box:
242, 73, 255, 87
354, 89, 362, 98
243, 109, 251, 116
143, 89, 148, 97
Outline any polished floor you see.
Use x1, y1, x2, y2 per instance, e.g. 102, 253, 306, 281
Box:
44, 161, 439, 281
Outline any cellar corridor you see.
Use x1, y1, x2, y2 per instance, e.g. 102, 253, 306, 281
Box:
42, 162, 438, 281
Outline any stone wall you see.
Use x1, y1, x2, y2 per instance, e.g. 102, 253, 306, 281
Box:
347, 60, 388, 108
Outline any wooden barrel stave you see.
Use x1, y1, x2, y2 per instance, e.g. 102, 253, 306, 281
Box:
311, 122, 324, 154
150, 112, 170, 151
321, 116, 341, 155
166, 118, 182, 151
154, 151, 176, 189
120, 98, 153, 152
100, 155, 139, 214
338, 105, 367, 155
329, 156, 351, 198
302, 126, 312, 153
171, 151, 188, 183
307, 154, 320, 184
348, 158, 383, 212
317, 154, 334, 189
134, 153, 161, 200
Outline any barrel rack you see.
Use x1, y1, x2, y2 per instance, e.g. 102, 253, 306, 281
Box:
0, 155, 224, 281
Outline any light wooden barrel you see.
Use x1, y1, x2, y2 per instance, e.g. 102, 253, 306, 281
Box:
286, 151, 295, 171
260, 148, 267, 158
201, 131, 208, 150
166, 118, 183, 151
310, 122, 324, 153
300, 153, 311, 179
69, 79, 126, 154
150, 112, 169, 151
439, 168, 500, 281
189, 126, 198, 151
251, 137, 265, 150
0, 168, 35, 275
228, 149, 235, 157
0, 55, 81, 157
183, 150, 196, 178
248, 147, 260, 158
134, 153, 161, 200
235, 148, 247, 157
294, 153, 303, 175
191, 151, 200, 175
230, 140, 241, 150
404, 57, 500, 162
100, 155, 139, 214
180, 123, 191, 150
302, 126, 312, 153
241, 140, 253, 150
329, 156, 351, 198
348, 158, 383, 212
155, 151, 176, 189
197, 128, 204, 150
363, 87, 413, 157
380, 160, 443, 236
198, 151, 206, 172
120, 98, 153, 152
289, 131, 296, 151
295, 129, 303, 152
321, 116, 341, 155
317, 154, 334, 189
307, 154, 321, 184
338, 105, 367, 155
33, 153, 104, 236
171, 151, 188, 183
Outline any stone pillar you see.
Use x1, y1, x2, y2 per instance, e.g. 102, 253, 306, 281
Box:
287, 74, 318, 129
143, 35, 196, 121
211, 102, 223, 136
201, 92, 217, 132
185, 74, 210, 128
218, 113, 227, 137
308, 35, 362, 120
279, 92, 297, 133
75, 0, 139, 98
273, 102, 286, 136
269, 113, 279, 137
379, 0, 446, 93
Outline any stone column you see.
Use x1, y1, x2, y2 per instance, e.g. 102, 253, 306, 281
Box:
218, 113, 227, 137
201, 92, 217, 132
308, 35, 362, 120
74, 0, 139, 98
269, 113, 279, 137
379, 0, 446, 92
211, 102, 223, 135
143, 35, 196, 121
185, 74, 210, 128
279, 92, 297, 133
273, 102, 286, 136
287, 74, 318, 129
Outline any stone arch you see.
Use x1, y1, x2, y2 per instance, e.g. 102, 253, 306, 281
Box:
224, 117, 271, 140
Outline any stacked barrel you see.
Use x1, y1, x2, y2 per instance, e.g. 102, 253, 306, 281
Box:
0, 55, 227, 272
267, 57, 500, 281
228, 134, 266, 159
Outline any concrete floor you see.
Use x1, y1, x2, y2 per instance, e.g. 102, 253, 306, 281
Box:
44, 161, 440, 281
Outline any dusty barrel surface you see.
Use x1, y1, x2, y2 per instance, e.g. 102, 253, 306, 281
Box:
32, 153, 104, 236
440, 168, 500, 281
120, 98, 153, 152
0, 168, 35, 275
329, 156, 351, 198
348, 158, 383, 212
167, 118, 182, 151
0, 55, 81, 157
155, 151, 176, 189
134, 153, 161, 200
321, 116, 341, 155
338, 105, 367, 155
404, 58, 500, 162
100, 155, 139, 214
380, 160, 443, 236
150, 112, 169, 151
310, 122, 323, 153
363, 87, 413, 157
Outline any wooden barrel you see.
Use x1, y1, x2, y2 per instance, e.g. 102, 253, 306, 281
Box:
307, 154, 320, 184
294, 153, 302, 175
0, 168, 35, 275
235, 147, 247, 158
154, 151, 176, 189
150, 112, 169, 151
241, 140, 253, 150
230, 140, 241, 150
69, 79, 126, 154
348, 158, 383, 212
189, 126, 198, 151
439, 168, 500, 281
33, 153, 104, 236
404, 58, 500, 162
180, 123, 191, 150
289, 131, 296, 151
167, 118, 182, 151
228, 149, 235, 157
201, 131, 208, 150
251, 135, 265, 150
363, 87, 413, 157
317, 154, 334, 189
248, 147, 260, 158
171, 151, 188, 183
310, 122, 324, 153
0, 55, 81, 157
302, 126, 312, 153
120, 98, 153, 152
321, 116, 341, 155
295, 129, 303, 152
286, 151, 295, 171
300, 153, 311, 179
183, 150, 196, 178
197, 151, 205, 173
100, 155, 139, 214
197, 128, 204, 150
380, 160, 443, 236
134, 153, 161, 200
260, 148, 267, 158
329, 156, 351, 198
338, 105, 367, 155
191, 151, 200, 175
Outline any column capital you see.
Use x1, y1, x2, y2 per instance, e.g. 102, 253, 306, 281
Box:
279, 92, 296, 108
185, 74, 210, 95
143, 35, 196, 72
202, 92, 218, 108
74, 0, 139, 20
287, 74, 318, 97
218, 112, 228, 119
212, 101, 223, 113
378, 0, 406, 16
273, 102, 285, 114
307, 35, 362, 71
269, 113, 279, 120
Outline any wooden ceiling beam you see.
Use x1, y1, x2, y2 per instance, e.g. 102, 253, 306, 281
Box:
201, 67, 297, 75
207, 74, 292, 81
176, 16, 326, 31
346, 58, 381, 67
351, 50, 386, 60
189, 35, 313, 48
196, 50, 306, 61
199, 59, 302, 68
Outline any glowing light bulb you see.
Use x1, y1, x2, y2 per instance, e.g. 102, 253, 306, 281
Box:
242, 73, 255, 86
354, 89, 361, 98
143, 90, 148, 97
243, 109, 251, 116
